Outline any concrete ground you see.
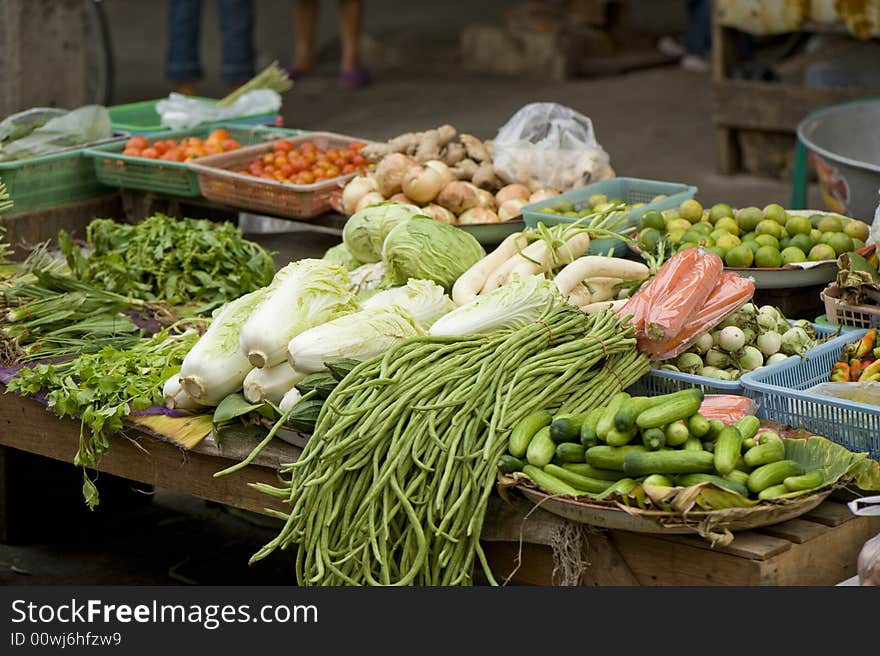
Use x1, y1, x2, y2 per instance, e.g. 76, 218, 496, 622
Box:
1, 0, 821, 585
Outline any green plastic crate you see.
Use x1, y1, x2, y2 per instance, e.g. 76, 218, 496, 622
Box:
108, 97, 279, 135
0, 136, 126, 214
83, 124, 305, 197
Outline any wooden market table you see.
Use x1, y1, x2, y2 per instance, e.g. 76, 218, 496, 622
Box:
1, 389, 878, 586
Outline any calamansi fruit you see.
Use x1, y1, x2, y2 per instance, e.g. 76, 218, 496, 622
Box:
754, 246, 783, 268
808, 244, 836, 261
781, 246, 807, 265
679, 199, 704, 223
725, 244, 754, 268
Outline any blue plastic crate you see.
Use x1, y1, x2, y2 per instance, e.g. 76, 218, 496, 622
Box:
627, 324, 840, 399
521, 177, 697, 256
740, 328, 880, 460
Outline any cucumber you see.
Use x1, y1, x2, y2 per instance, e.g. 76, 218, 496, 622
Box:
734, 456, 751, 473
550, 413, 588, 443
497, 454, 525, 474
714, 426, 743, 475
707, 419, 726, 439
747, 460, 805, 494
642, 473, 674, 487
743, 431, 785, 468
285, 399, 324, 432
675, 473, 749, 497
724, 469, 750, 487
595, 477, 638, 500
580, 407, 605, 445
585, 445, 648, 471
522, 465, 585, 498
758, 483, 791, 500
683, 436, 703, 451
544, 464, 612, 494
509, 410, 552, 459
742, 437, 756, 451
665, 420, 690, 447
555, 442, 586, 464
526, 426, 556, 467
622, 450, 716, 476
635, 388, 704, 429
687, 413, 711, 438
326, 357, 361, 382
605, 426, 637, 447
783, 469, 825, 492
735, 415, 761, 441
641, 427, 666, 450
702, 441, 716, 453
596, 393, 630, 441
561, 463, 624, 482
614, 396, 658, 433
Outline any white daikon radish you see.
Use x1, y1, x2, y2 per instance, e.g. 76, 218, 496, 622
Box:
554, 256, 650, 297
243, 364, 307, 405
506, 232, 593, 282
162, 374, 206, 411
578, 298, 627, 314
452, 231, 527, 305
180, 288, 269, 406
239, 259, 357, 369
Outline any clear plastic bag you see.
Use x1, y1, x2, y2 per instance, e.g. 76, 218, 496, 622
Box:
0, 105, 112, 161
155, 90, 281, 130
491, 102, 614, 192
807, 380, 880, 407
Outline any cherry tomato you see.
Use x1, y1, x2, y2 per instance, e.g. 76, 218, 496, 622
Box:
126, 136, 149, 150
273, 139, 293, 152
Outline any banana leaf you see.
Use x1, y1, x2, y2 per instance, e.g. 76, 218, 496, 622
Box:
781, 435, 880, 496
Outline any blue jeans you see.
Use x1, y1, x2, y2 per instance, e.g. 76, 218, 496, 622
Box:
166, 0, 255, 83
682, 0, 753, 59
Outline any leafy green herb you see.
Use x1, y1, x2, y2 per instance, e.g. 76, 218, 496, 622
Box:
61, 213, 276, 312
6, 329, 200, 508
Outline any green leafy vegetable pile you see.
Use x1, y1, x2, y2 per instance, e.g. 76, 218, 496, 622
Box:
7, 328, 200, 508
61, 214, 276, 311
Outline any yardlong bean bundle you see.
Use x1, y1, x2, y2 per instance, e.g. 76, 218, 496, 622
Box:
251, 304, 650, 585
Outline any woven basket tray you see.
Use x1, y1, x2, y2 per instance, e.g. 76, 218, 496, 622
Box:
187, 131, 371, 219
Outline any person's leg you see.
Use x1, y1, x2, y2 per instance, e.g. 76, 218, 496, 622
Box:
218, 0, 256, 90
337, 0, 368, 87
682, 0, 711, 56
291, 0, 319, 74
166, 0, 203, 94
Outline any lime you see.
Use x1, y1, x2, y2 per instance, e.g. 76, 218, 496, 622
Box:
817, 215, 843, 233
679, 199, 704, 223
565, 211, 579, 217
679, 242, 700, 252
662, 209, 680, 221
744, 240, 761, 255
710, 229, 731, 243
853, 238, 866, 250
789, 233, 812, 253
819, 232, 834, 245
741, 231, 756, 243
779, 237, 791, 250
541, 208, 559, 214
735, 206, 764, 232
714, 217, 740, 235
809, 214, 825, 228
682, 229, 708, 245
780, 246, 807, 265
667, 218, 693, 233
715, 233, 742, 251
667, 230, 687, 245
755, 220, 782, 239
843, 219, 870, 242
785, 214, 812, 235
640, 210, 665, 231
651, 193, 668, 203
754, 246, 783, 268
808, 244, 836, 261
708, 203, 734, 223
810, 228, 822, 246
779, 226, 789, 240
754, 234, 780, 250
707, 246, 727, 260
637, 227, 663, 252
762, 203, 787, 224
827, 232, 855, 256
725, 245, 754, 268
587, 194, 608, 208
608, 197, 625, 206
553, 199, 575, 213
690, 221, 713, 235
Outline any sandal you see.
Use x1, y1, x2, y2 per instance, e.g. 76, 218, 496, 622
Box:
338, 68, 370, 89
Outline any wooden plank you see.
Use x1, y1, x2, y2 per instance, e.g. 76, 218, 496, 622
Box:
649, 530, 792, 561
711, 79, 876, 133
801, 500, 856, 528
482, 541, 558, 586
757, 518, 827, 544
612, 531, 762, 585
0, 391, 287, 516
759, 515, 880, 585
716, 126, 740, 174
711, 15, 738, 81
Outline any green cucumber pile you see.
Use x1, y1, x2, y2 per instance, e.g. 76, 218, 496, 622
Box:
501, 388, 827, 502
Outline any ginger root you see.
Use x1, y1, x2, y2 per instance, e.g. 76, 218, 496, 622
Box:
362, 124, 457, 163
459, 133, 491, 163
441, 142, 466, 166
